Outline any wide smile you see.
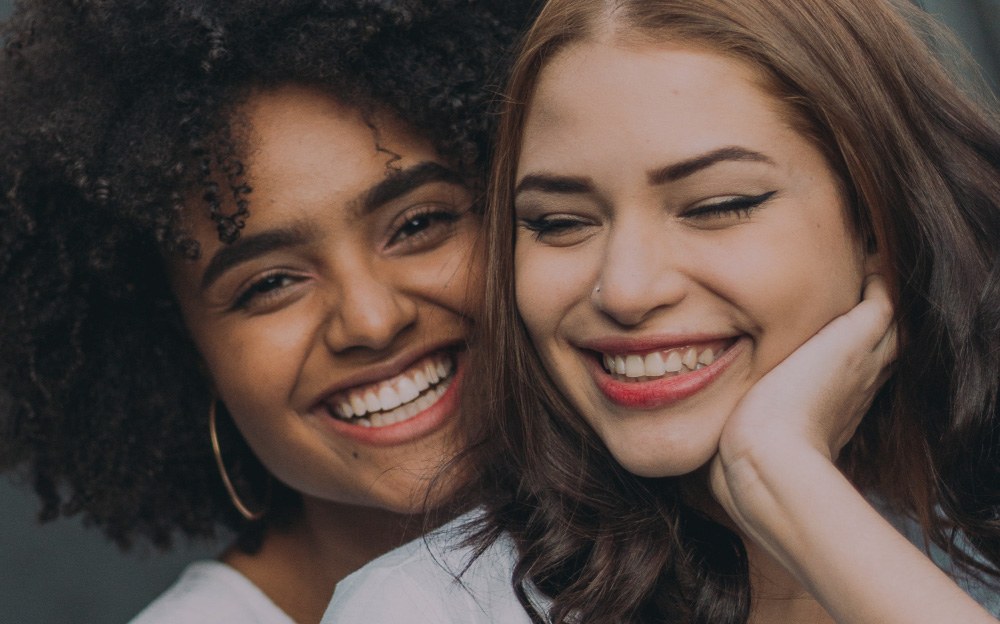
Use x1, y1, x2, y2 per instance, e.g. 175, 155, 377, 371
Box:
314, 347, 464, 447
323, 352, 456, 428
588, 337, 744, 409
599, 339, 735, 381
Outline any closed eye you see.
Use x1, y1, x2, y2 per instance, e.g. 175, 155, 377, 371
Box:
682, 190, 776, 221
519, 214, 592, 241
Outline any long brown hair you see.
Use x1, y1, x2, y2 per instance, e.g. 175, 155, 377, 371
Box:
460, 0, 1000, 621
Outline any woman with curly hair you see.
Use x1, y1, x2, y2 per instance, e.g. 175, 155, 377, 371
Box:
325, 0, 1000, 622
0, 0, 532, 622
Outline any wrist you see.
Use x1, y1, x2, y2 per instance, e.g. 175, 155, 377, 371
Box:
711, 437, 837, 546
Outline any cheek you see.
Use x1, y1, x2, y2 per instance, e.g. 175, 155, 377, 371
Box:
406, 229, 483, 315
200, 314, 316, 412
513, 245, 575, 344
730, 223, 866, 368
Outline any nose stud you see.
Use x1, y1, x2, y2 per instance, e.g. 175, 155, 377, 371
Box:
594, 285, 601, 293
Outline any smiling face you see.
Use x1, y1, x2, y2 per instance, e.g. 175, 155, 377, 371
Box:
169, 85, 479, 513
513, 41, 869, 478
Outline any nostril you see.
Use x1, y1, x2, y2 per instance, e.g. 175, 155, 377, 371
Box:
323, 294, 418, 353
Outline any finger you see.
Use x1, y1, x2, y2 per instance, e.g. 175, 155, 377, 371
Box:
862, 274, 898, 368
873, 321, 899, 367
810, 274, 894, 360
858, 274, 895, 339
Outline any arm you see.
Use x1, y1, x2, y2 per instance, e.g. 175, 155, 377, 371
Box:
710, 276, 997, 623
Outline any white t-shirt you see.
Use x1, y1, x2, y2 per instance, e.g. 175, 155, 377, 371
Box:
323, 514, 534, 623
129, 560, 294, 624
324, 510, 1000, 623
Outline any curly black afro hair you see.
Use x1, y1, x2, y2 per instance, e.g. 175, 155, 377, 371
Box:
0, 0, 535, 550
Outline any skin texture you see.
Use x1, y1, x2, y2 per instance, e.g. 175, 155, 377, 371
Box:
514, 42, 868, 479
168, 85, 480, 621
513, 41, 995, 623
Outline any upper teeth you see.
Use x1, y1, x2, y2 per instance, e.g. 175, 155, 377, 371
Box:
602, 346, 718, 379
327, 354, 454, 425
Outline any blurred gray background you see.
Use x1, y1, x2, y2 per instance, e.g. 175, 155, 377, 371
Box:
0, 0, 997, 622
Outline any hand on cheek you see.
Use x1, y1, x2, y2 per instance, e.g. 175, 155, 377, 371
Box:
709, 273, 897, 525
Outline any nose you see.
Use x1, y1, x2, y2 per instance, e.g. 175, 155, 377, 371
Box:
591, 220, 687, 326
323, 262, 417, 353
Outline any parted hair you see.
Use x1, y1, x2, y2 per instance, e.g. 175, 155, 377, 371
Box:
0, 0, 531, 550
462, 0, 1000, 621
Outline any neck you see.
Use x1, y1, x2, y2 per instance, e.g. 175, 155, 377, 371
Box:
744, 539, 835, 624
678, 475, 834, 624
224, 497, 435, 624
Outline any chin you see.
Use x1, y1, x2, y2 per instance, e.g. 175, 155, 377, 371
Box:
607, 442, 716, 479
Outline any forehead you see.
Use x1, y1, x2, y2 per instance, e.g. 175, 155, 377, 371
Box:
519, 41, 790, 171
182, 85, 440, 246
240, 86, 438, 211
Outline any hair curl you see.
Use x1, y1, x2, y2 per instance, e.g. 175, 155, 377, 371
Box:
462, 0, 1000, 621
0, 0, 531, 551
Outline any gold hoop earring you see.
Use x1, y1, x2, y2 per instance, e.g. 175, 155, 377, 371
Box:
209, 400, 270, 521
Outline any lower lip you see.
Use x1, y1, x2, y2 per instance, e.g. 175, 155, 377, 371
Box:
318, 357, 464, 447
590, 339, 744, 409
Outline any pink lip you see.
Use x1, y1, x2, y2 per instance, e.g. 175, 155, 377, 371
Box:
316, 355, 464, 447
589, 338, 745, 409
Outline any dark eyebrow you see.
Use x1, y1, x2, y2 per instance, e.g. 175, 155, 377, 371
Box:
513, 147, 772, 199
647, 146, 775, 185
199, 161, 464, 291
200, 225, 313, 291
514, 174, 593, 198
359, 161, 467, 214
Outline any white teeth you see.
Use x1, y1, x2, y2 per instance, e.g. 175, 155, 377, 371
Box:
682, 348, 698, 370
614, 355, 626, 375
601, 343, 728, 381
644, 351, 666, 376
413, 370, 429, 391
698, 349, 715, 366
378, 385, 402, 411
397, 377, 419, 403
364, 390, 380, 414
326, 353, 457, 427
416, 391, 434, 411
426, 363, 440, 384
624, 354, 644, 378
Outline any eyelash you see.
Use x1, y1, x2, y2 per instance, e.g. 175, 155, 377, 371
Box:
519, 215, 587, 239
232, 271, 303, 310
228, 204, 467, 311
388, 204, 464, 248
683, 190, 776, 220
518, 190, 776, 240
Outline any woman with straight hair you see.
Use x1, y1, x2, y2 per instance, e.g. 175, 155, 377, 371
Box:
0, 1, 531, 621
325, 0, 1000, 622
